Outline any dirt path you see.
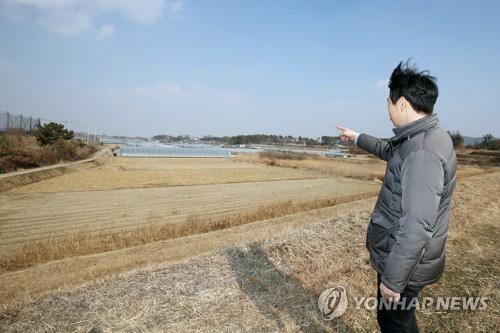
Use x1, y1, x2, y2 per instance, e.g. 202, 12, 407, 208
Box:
0, 148, 109, 180
0, 148, 111, 192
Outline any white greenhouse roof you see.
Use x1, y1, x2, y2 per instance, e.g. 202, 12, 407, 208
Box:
118, 146, 231, 158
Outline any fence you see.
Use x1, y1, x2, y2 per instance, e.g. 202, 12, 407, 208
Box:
0, 112, 41, 133
0, 111, 102, 145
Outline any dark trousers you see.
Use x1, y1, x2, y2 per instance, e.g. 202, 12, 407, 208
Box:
377, 274, 423, 333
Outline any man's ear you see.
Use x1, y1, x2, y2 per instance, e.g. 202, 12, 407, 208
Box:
399, 97, 407, 112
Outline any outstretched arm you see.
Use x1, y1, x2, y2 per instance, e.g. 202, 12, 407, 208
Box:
337, 125, 391, 161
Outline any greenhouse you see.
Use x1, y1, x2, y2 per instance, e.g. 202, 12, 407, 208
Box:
117, 146, 231, 158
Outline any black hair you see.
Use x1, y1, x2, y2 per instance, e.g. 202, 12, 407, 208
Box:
388, 59, 438, 114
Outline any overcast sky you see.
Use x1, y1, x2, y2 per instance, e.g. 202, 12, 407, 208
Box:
1, 0, 499, 139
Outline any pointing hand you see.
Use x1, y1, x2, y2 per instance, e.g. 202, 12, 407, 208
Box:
336, 125, 359, 142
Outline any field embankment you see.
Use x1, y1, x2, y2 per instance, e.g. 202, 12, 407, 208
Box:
456, 149, 500, 166
0, 153, 498, 331
0, 147, 109, 192
0, 133, 100, 175
0, 170, 498, 332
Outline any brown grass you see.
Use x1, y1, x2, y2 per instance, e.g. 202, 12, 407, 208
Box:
237, 152, 495, 181
0, 192, 377, 273
456, 149, 500, 166
456, 165, 496, 178
0, 154, 493, 274
0, 171, 497, 332
236, 152, 388, 180
416, 171, 500, 331
5, 157, 324, 193
0, 152, 498, 331
0, 133, 99, 174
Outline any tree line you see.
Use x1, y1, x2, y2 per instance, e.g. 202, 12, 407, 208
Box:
448, 131, 499, 150
9, 122, 499, 150
152, 134, 345, 147
153, 131, 499, 150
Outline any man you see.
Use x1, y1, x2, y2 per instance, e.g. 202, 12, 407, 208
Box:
336, 60, 457, 332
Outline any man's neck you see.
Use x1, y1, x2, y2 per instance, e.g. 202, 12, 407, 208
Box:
402, 110, 429, 126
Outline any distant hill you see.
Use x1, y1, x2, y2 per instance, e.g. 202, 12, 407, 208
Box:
463, 136, 483, 146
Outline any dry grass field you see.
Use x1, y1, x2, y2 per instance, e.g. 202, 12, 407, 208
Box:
0, 156, 380, 271
0, 152, 498, 332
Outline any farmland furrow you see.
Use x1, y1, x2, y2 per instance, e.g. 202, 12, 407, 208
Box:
0, 177, 379, 249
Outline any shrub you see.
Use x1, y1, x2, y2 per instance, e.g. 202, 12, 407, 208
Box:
0, 133, 98, 173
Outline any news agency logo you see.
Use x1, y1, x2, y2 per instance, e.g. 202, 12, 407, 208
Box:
317, 286, 348, 321
318, 285, 490, 321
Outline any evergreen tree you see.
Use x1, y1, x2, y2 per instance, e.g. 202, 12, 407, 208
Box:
36, 122, 74, 146
448, 130, 464, 148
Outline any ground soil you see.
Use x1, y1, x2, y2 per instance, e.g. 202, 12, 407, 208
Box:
0, 154, 498, 332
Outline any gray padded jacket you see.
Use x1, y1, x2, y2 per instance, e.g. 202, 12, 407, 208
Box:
357, 114, 457, 293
